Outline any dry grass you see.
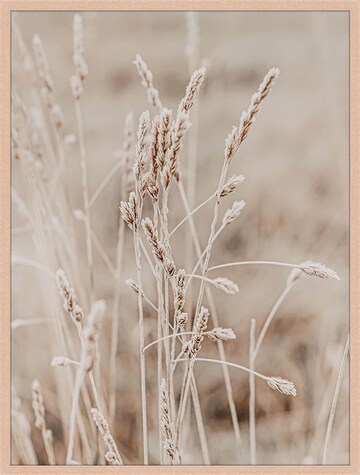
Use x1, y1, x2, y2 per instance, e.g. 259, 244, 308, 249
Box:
11, 11, 349, 466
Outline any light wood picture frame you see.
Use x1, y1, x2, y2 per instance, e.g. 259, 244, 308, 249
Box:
1, 1, 359, 474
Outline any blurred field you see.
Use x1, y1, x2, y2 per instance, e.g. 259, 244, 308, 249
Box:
11, 11, 349, 465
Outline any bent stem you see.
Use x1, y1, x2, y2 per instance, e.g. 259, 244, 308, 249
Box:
253, 281, 295, 360
208, 260, 300, 272
89, 160, 122, 208
169, 191, 216, 238
185, 219, 227, 291
176, 357, 270, 381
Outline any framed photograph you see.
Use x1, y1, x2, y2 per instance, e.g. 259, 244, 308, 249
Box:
1, 1, 359, 474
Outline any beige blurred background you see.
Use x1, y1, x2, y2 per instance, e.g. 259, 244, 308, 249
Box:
12, 11, 349, 465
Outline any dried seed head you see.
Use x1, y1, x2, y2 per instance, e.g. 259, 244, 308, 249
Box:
185, 306, 209, 358
142, 217, 165, 262
157, 108, 172, 170
149, 115, 160, 176
175, 269, 186, 315
121, 112, 135, 186
213, 277, 239, 295
222, 200, 246, 226
176, 312, 189, 330
31, 379, 54, 462
224, 125, 241, 164
161, 163, 172, 191
139, 172, 150, 198
225, 67, 279, 163
55, 268, 84, 322
32, 35, 54, 96
147, 176, 159, 202
120, 191, 139, 231
133, 111, 151, 182
160, 379, 177, 462
220, 175, 245, 197
147, 115, 161, 202
72, 14, 88, 81
70, 74, 83, 99
51, 104, 64, 130
91, 408, 123, 465
267, 377, 297, 397
168, 112, 191, 181
125, 278, 140, 294
207, 327, 236, 342
298, 261, 340, 281
239, 67, 279, 144
31, 379, 45, 430
178, 66, 206, 114
105, 451, 118, 465
133, 54, 163, 111
164, 256, 176, 277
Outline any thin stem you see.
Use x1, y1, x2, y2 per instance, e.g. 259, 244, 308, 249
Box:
185, 221, 226, 291
109, 205, 126, 424
91, 229, 116, 278
189, 375, 210, 465
208, 260, 299, 272
176, 357, 269, 381
76, 323, 103, 413
66, 364, 85, 464
74, 98, 94, 306
41, 427, 56, 465
133, 231, 148, 464
12, 255, 55, 279
11, 318, 56, 330
186, 273, 217, 286
322, 334, 349, 464
141, 292, 158, 313
128, 281, 159, 313
139, 236, 157, 278
176, 359, 194, 443
66, 319, 113, 464
249, 319, 256, 465
169, 309, 180, 431
89, 160, 122, 208
253, 283, 294, 360
169, 191, 216, 238
144, 331, 198, 353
